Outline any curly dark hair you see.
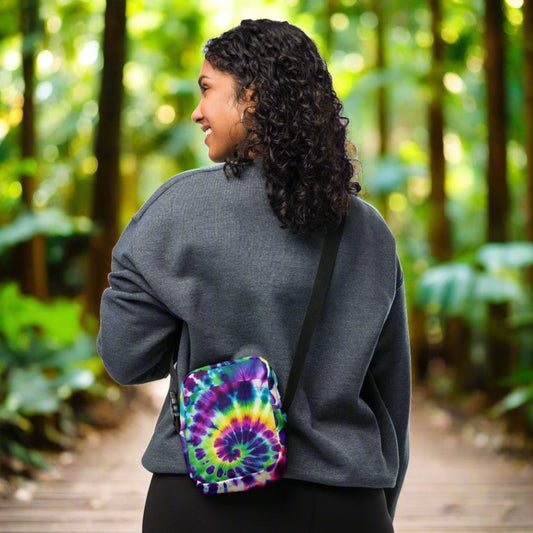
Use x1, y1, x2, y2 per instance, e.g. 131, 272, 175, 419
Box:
203, 19, 361, 234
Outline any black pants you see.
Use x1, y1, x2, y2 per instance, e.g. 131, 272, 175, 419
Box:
143, 474, 394, 533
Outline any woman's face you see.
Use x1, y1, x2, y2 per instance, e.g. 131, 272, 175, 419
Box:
191, 60, 248, 162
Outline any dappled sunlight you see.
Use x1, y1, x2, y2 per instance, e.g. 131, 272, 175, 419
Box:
0, 0, 532, 531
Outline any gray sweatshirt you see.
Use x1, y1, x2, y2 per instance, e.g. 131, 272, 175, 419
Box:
97, 160, 411, 518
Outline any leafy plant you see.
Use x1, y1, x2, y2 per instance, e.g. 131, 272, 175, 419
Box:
0, 209, 93, 254
490, 368, 533, 420
0, 283, 101, 474
416, 242, 533, 319
415, 242, 533, 428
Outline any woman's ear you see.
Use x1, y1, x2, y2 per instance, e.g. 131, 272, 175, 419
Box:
243, 83, 256, 102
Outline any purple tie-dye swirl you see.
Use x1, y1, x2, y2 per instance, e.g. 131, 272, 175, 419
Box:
179, 356, 287, 494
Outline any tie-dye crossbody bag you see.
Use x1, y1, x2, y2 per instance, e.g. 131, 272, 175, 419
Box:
168, 220, 344, 494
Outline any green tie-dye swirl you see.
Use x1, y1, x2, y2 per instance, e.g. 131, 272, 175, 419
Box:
179, 356, 287, 494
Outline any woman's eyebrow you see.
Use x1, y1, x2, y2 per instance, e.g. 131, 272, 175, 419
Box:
197, 75, 211, 87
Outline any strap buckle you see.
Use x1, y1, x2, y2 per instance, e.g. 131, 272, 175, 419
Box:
169, 391, 180, 432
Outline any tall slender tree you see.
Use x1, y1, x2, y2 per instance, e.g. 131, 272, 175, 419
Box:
86, 0, 127, 316
370, 0, 392, 222
484, 0, 512, 399
16, 0, 48, 299
427, 0, 475, 385
525, 0, 533, 245
428, 0, 451, 262
375, 0, 389, 158
323, 0, 338, 59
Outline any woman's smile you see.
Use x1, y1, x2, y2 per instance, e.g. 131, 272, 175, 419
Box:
191, 60, 247, 162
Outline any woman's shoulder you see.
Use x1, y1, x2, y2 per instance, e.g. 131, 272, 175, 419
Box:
131, 163, 226, 223
349, 196, 393, 236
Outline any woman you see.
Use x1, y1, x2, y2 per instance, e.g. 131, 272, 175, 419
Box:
98, 19, 410, 532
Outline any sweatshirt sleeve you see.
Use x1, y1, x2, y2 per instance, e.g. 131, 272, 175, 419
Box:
369, 260, 411, 519
97, 219, 180, 386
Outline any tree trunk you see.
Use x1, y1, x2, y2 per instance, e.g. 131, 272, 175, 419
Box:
442, 316, 474, 390
428, 0, 452, 262
485, 0, 510, 244
16, 0, 48, 300
86, 0, 127, 317
427, 0, 472, 385
525, 0, 533, 244
370, 0, 392, 222
484, 0, 512, 399
409, 307, 430, 384
323, 0, 338, 60
375, 0, 389, 158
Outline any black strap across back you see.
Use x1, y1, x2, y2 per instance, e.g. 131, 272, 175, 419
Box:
168, 218, 345, 427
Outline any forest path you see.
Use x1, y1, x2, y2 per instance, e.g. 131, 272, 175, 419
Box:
395, 392, 533, 532
1, 383, 532, 533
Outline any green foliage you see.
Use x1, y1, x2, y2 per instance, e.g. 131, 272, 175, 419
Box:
416, 243, 533, 426
416, 262, 525, 317
491, 368, 533, 421
364, 156, 423, 196
0, 159, 38, 219
477, 243, 533, 271
0, 284, 101, 473
0, 208, 93, 253
416, 243, 533, 318
0, 0, 18, 40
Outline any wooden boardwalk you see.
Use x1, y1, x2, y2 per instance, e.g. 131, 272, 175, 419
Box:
1, 383, 532, 533
395, 393, 533, 532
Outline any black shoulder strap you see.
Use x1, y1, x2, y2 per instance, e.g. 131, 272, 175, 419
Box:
168, 325, 183, 432
168, 218, 345, 431
281, 218, 344, 412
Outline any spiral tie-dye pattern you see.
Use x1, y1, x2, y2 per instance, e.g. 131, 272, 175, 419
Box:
179, 356, 287, 494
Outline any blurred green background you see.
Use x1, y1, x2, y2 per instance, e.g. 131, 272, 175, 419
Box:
1, 0, 532, 479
